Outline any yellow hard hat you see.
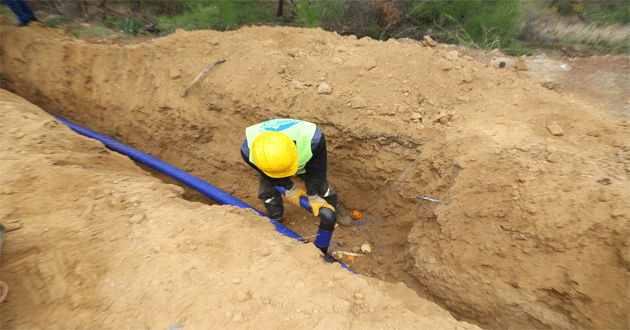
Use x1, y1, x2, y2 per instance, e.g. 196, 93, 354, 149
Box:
251, 131, 298, 178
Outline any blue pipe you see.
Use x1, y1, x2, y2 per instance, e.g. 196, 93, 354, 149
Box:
53, 115, 354, 272
53, 116, 304, 241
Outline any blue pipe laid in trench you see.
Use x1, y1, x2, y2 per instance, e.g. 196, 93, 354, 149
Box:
53, 115, 354, 272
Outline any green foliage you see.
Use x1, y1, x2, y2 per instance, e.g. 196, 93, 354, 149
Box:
580, 1, 630, 26
405, 0, 525, 50
43, 17, 74, 29
291, 0, 320, 28
102, 13, 118, 29
72, 27, 117, 39
120, 17, 143, 36
0, 4, 17, 20
158, 1, 275, 33
366, 24, 381, 39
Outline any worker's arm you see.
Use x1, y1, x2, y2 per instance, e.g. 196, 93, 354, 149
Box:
300, 132, 328, 196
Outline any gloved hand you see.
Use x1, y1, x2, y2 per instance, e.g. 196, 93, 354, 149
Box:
285, 184, 307, 207
307, 195, 335, 217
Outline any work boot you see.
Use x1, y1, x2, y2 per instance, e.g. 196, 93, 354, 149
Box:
322, 254, 338, 263
318, 245, 338, 263
336, 211, 354, 227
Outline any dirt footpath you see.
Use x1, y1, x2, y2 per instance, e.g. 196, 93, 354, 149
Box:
1, 19, 628, 329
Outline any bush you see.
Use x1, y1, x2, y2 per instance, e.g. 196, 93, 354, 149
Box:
158, 0, 275, 33
291, 0, 320, 28
405, 0, 525, 50
547, 0, 630, 26
120, 17, 143, 36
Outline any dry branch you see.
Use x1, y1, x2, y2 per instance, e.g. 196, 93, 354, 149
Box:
181, 58, 228, 98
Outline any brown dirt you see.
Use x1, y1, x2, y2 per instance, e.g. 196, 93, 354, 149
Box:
1, 18, 628, 330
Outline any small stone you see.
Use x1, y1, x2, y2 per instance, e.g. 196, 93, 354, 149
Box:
515, 57, 528, 71
376, 256, 385, 265
546, 122, 564, 136
354, 293, 364, 299
351, 246, 361, 253
364, 59, 377, 71
422, 35, 437, 47
462, 72, 474, 83
260, 247, 271, 256
351, 96, 367, 109
169, 68, 180, 79
232, 277, 242, 284
546, 153, 560, 163
153, 246, 161, 252
236, 290, 250, 302
445, 50, 459, 61
539, 78, 556, 89
491, 57, 514, 68
317, 82, 332, 94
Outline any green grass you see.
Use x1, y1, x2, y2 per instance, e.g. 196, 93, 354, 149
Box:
43, 17, 73, 29
0, 4, 17, 20
72, 26, 118, 39
158, 0, 275, 33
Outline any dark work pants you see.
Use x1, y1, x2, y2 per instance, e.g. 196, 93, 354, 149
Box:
257, 172, 339, 222
3, 0, 36, 24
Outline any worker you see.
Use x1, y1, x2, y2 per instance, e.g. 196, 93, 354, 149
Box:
241, 118, 353, 261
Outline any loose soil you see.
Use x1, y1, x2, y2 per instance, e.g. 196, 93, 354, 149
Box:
1, 18, 628, 329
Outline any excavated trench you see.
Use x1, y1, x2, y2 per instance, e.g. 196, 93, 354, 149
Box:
53, 101, 458, 309
2, 22, 629, 330
37, 100, 461, 322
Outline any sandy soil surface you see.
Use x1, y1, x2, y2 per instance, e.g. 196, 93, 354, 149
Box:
1, 18, 628, 329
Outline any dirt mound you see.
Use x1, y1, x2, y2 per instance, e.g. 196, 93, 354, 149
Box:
0, 90, 479, 329
1, 20, 628, 329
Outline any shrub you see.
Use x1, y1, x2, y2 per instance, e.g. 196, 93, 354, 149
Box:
404, 0, 525, 49
120, 17, 143, 36
158, 0, 275, 33
291, 0, 321, 28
